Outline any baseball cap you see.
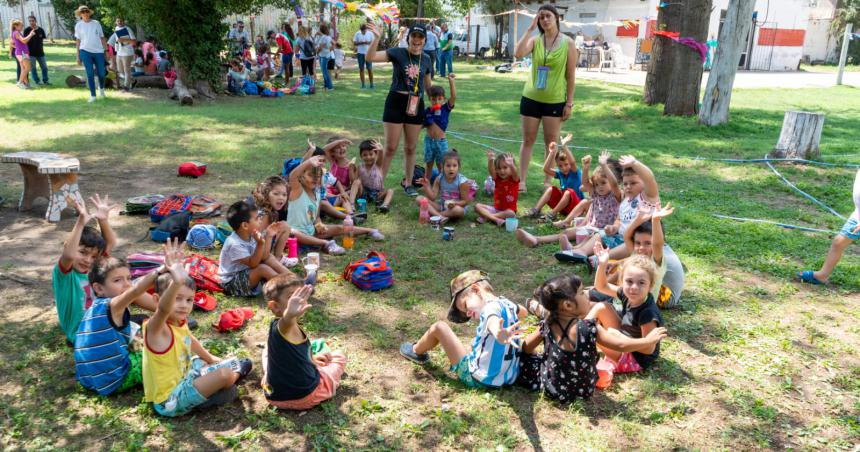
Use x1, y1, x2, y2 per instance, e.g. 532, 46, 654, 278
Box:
213, 307, 255, 332
193, 291, 217, 311
408, 24, 427, 38
447, 270, 489, 324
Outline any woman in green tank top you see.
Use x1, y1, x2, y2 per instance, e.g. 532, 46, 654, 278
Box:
513, 5, 578, 193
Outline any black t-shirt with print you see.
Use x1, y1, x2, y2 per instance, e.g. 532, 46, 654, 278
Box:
616, 287, 664, 369
386, 47, 431, 96
23, 27, 46, 57
264, 319, 320, 401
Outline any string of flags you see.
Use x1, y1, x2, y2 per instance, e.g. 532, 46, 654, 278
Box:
654, 30, 707, 63
320, 0, 400, 24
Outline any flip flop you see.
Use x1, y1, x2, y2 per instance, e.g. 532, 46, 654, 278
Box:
798, 270, 824, 285
554, 251, 589, 264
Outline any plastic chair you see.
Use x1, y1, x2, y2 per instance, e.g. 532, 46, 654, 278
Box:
598, 48, 614, 73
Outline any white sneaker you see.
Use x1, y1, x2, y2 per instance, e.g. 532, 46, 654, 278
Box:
16, 82, 27, 89
325, 240, 346, 255
369, 229, 385, 241
99, 89, 106, 98
88, 96, 97, 103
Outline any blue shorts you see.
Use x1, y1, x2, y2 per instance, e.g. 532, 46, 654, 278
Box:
326, 195, 338, 206
450, 356, 482, 388
599, 230, 625, 249
153, 358, 208, 417
356, 53, 372, 71
424, 136, 449, 166
839, 217, 860, 240
361, 187, 382, 204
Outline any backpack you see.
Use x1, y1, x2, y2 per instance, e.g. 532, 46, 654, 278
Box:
342, 251, 393, 291
127, 252, 165, 279
126, 194, 165, 215
149, 194, 193, 222
282, 157, 303, 178
298, 75, 315, 95
243, 80, 259, 95
185, 253, 223, 293
189, 195, 222, 218
302, 38, 316, 58
150, 210, 192, 243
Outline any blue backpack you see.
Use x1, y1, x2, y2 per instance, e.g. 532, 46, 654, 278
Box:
342, 251, 393, 291
282, 157, 303, 178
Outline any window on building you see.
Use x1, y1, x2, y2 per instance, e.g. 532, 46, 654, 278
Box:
579, 12, 597, 18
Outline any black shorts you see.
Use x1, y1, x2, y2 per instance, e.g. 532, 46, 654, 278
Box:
382, 91, 425, 125
520, 96, 565, 119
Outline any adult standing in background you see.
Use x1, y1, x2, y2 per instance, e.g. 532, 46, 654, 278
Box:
513, 5, 577, 192
10, 19, 35, 89
296, 27, 315, 78
23, 16, 49, 85
353, 23, 375, 89
437, 22, 453, 77
108, 17, 136, 92
423, 21, 438, 80
74, 5, 108, 103
228, 21, 251, 56
315, 23, 334, 90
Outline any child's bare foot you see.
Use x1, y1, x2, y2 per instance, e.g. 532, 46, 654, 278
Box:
516, 229, 539, 247
553, 219, 571, 228
559, 234, 573, 252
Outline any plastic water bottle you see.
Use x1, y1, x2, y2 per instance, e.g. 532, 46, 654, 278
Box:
342, 215, 354, 249
419, 198, 430, 224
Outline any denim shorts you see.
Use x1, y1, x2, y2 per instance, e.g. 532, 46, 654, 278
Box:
450, 356, 482, 388
153, 358, 208, 417
599, 230, 625, 248
839, 217, 860, 240
424, 136, 449, 166
356, 53, 372, 70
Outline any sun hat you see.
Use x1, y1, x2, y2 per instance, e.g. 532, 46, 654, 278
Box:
186, 224, 217, 249
447, 270, 489, 324
74, 5, 92, 16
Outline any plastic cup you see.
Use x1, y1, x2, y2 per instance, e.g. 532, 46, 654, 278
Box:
430, 215, 442, 230
304, 264, 319, 285
596, 358, 615, 389
505, 217, 518, 232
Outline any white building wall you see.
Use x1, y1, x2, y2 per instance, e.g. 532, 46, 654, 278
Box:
802, 0, 838, 63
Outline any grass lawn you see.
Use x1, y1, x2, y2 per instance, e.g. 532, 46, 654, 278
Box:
1, 44, 859, 451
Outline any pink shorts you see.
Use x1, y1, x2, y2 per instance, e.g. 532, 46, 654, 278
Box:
267, 351, 347, 410
613, 352, 643, 373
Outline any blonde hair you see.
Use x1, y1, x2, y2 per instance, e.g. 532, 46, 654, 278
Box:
494, 152, 519, 181
10, 19, 22, 32
621, 254, 659, 291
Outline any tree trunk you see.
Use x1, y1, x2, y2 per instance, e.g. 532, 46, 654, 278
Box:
133, 75, 169, 89
643, 3, 682, 105
770, 111, 825, 159
699, 0, 755, 126
664, 0, 712, 116
66, 74, 117, 89
171, 61, 195, 105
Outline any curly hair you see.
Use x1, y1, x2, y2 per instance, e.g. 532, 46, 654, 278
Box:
253, 175, 288, 221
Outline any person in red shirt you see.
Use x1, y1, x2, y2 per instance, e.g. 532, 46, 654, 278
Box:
276, 23, 295, 82
475, 151, 520, 226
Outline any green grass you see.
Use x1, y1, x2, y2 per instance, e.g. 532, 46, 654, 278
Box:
1, 45, 860, 450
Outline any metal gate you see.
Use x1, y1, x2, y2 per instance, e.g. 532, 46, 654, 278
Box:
748, 21, 776, 71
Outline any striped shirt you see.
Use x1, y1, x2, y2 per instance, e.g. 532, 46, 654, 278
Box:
467, 297, 521, 387
74, 297, 132, 395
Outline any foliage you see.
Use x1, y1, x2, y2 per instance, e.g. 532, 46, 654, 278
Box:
50, 0, 110, 36
397, 0, 445, 21
831, 0, 860, 64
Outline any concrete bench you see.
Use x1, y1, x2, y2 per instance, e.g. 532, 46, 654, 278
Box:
2, 152, 84, 222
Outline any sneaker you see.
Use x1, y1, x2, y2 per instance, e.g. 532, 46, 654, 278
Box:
476, 216, 486, 224
378, 204, 390, 214
540, 213, 557, 223
87, 96, 97, 103
233, 358, 254, 380
369, 229, 385, 241
280, 256, 299, 267
353, 212, 368, 224
554, 250, 588, 264
16, 82, 27, 90
404, 185, 418, 197
325, 240, 346, 255
399, 342, 429, 364
369, 83, 374, 89
42, 81, 51, 85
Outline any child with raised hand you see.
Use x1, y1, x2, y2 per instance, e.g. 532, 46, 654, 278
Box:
251, 176, 291, 259
352, 139, 394, 213
800, 168, 860, 286
414, 150, 472, 222
423, 73, 457, 180
144, 239, 253, 417
262, 275, 347, 410
218, 200, 294, 297
475, 151, 520, 226
399, 270, 527, 388
517, 274, 668, 402
524, 134, 584, 222
54, 194, 156, 345
287, 155, 384, 255
591, 242, 665, 373
324, 136, 358, 216
74, 255, 166, 395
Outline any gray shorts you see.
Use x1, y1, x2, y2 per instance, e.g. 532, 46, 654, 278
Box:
222, 268, 261, 297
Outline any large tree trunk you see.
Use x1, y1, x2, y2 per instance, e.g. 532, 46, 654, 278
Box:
169, 61, 216, 105
133, 75, 169, 89
643, 3, 682, 105
664, 0, 712, 116
699, 0, 755, 126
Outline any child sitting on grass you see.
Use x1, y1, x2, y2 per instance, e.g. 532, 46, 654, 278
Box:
524, 135, 583, 222
399, 270, 526, 388
799, 168, 860, 285
55, 195, 156, 345
517, 274, 667, 402
423, 74, 456, 180
553, 151, 622, 229
415, 150, 472, 223
262, 275, 347, 410
352, 139, 393, 213
251, 176, 291, 260
475, 151, 519, 226
219, 200, 294, 297
324, 136, 357, 217
144, 239, 253, 417
287, 156, 384, 255
227, 57, 250, 95
75, 256, 167, 395
591, 243, 665, 373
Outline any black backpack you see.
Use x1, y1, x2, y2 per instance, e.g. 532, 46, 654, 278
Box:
302, 38, 316, 58
150, 210, 192, 243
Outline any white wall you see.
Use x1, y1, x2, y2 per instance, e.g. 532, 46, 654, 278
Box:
0, 0, 73, 42
802, 0, 837, 63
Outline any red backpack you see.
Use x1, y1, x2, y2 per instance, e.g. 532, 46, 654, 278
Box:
185, 253, 223, 293
149, 194, 193, 222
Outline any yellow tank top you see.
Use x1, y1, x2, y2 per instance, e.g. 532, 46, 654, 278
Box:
522, 35, 569, 104
142, 321, 194, 403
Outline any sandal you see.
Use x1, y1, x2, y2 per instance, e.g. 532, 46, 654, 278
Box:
798, 270, 824, 285
554, 250, 589, 264
525, 208, 541, 219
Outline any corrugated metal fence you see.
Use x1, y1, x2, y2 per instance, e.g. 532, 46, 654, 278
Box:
0, 0, 73, 45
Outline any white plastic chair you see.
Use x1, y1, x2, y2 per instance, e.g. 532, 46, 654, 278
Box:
598, 47, 614, 73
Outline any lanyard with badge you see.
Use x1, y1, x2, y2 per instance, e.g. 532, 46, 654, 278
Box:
406, 52, 422, 116
535, 33, 558, 90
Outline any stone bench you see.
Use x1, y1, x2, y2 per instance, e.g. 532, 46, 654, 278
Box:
2, 152, 84, 222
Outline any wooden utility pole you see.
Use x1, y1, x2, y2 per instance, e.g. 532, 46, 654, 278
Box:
664, 0, 712, 116
418, 0, 424, 19
699, 0, 755, 126
837, 23, 853, 86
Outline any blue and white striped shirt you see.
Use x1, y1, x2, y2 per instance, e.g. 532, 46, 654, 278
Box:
74, 297, 132, 395
467, 297, 521, 387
